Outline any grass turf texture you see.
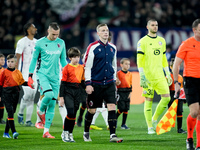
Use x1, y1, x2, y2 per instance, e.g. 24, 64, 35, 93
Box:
0, 103, 191, 150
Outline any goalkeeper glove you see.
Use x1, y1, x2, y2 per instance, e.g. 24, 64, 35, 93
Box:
138, 68, 150, 88
164, 67, 172, 86
28, 73, 34, 89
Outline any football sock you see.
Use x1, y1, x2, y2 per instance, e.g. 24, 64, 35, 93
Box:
64, 116, 76, 133
4, 119, 9, 133
0, 103, 4, 119
43, 127, 49, 134
144, 100, 153, 128
8, 118, 16, 133
177, 115, 183, 130
101, 108, 108, 126
116, 109, 122, 119
36, 99, 42, 123
108, 110, 117, 135
84, 111, 94, 132
153, 96, 170, 121
122, 112, 128, 125
196, 120, 200, 147
79, 106, 86, 118
44, 100, 56, 129
26, 100, 34, 122
187, 114, 196, 139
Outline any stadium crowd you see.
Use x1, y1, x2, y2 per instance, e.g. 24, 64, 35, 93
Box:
0, 0, 199, 52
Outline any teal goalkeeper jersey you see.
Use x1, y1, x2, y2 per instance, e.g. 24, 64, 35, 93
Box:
137, 35, 168, 81
29, 37, 67, 80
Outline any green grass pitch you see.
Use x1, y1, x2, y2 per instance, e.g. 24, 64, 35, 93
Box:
0, 103, 191, 150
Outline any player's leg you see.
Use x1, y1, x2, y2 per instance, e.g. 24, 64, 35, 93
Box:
18, 86, 27, 125
0, 100, 5, 124
90, 108, 103, 130
105, 83, 123, 143
77, 90, 87, 127
177, 99, 186, 133
35, 95, 44, 129
152, 79, 170, 127
101, 104, 108, 128
142, 87, 155, 134
24, 87, 36, 126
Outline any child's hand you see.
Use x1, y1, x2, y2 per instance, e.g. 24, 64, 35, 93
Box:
116, 78, 121, 86
59, 97, 65, 107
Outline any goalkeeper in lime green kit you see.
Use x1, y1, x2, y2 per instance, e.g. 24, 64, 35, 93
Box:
137, 19, 172, 134
28, 22, 67, 138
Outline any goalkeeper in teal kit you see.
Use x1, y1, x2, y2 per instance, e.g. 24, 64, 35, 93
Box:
137, 19, 172, 134
28, 22, 67, 138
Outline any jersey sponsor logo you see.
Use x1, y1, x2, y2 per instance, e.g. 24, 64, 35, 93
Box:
154, 49, 160, 55
45, 50, 61, 55
158, 41, 162, 45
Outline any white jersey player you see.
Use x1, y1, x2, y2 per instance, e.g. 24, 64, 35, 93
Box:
15, 23, 38, 127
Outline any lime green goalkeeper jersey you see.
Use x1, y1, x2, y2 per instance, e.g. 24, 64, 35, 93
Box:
29, 37, 67, 81
137, 35, 168, 81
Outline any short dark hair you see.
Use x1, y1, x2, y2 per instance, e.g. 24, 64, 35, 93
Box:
49, 22, 60, 30
192, 19, 200, 29
24, 22, 32, 36
120, 58, 130, 64
7, 54, 16, 60
67, 47, 81, 58
108, 31, 112, 42
147, 19, 157, 26
0, 53, 5, 58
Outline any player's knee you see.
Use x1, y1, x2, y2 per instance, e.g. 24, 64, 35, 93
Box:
44, 91, 54, 100
67, 108, 76, 118
161, 96, 170, 105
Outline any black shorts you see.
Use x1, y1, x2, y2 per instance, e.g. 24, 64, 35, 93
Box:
117, 91, 130, 111
87, 82, 116, 108
183, 77, 200, 106
64, 86, 81, 110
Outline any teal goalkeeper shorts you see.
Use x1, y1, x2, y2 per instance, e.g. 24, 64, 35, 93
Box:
142, 78, 169, 98
37, 72, 60, 99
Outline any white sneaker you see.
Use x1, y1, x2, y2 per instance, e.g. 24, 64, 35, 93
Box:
83, 132, 92, 142
152, 119, 158, 130
62, 131, 70, 142
148, 127, 156, 134
69, 133, 75, 142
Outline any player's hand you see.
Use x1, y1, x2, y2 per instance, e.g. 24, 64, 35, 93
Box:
116, 78, 121, 86
140, 73, 150, 88
166, 74, 172, 86
0, 97, 1, 102
174, 82, 181, 98
86, 85, 94, 94
59, 97, 64, 107
28, 76, 34, 89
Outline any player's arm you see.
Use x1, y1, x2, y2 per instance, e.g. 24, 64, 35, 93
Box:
15, 39, 24, 69
84, 45, 94, 94
162, 41, 172, 86
137, 40, 149, 88
173, 57, 183, 97
60, 41, 68, 67
112, 46, 117, 81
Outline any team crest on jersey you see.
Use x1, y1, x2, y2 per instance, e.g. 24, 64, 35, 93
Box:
143, 90, 147, 94
158, 41, 162, 45
57, 43, 60, 48
110, 48, 113, 52
89, 101, 93, 107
